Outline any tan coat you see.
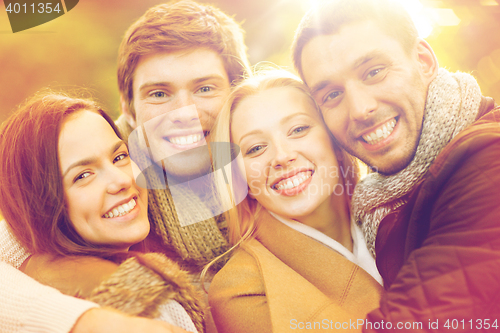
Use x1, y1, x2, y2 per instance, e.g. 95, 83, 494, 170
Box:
209, 212, 383, 333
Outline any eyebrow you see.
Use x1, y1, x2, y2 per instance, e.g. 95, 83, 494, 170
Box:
309, 50, 384, 96
279, 112, 312, 125
192, 74, 227, 85
62, 140, 125, 178
138, 74, 227, 93
238, 129, 263, 144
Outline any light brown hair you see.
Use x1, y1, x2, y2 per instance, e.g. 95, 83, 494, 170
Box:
117, 0, 251, 119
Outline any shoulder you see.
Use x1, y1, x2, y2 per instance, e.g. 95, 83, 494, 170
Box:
429, 104, 500, 182
209, 240, 264, 298
89, 252, 205, 332
23, 254, 119, 298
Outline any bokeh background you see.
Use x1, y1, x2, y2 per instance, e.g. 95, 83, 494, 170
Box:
1, 0, 500, 124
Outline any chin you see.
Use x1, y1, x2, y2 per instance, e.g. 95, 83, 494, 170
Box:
370, 153, 415, 175
159, 148, 211, 181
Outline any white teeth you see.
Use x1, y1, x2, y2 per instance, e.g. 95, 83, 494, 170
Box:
103, 198, 137, 218
274, 171, 312, 191
169, 134, 203, 145
362, 118, 397, 145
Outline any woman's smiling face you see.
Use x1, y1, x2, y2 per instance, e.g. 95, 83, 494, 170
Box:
58, 110, 149, 250
230, 86, 342, 220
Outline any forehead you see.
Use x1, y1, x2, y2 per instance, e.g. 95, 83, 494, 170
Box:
132, 48, 230, 91
232, 87, 318, 135
301, 20, 408, 86
58, 110, 118, 168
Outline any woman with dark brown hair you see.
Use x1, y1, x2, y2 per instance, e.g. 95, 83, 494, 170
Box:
0, 91, 203, 333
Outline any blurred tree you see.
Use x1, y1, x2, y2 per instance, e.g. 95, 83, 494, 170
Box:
1, 0, 499, 125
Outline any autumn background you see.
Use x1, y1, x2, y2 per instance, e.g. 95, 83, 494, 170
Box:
1, 0, 500, 124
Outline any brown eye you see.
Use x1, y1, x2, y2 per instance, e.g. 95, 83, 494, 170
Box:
324, 91, 342, 103
114, 153, 129, 163
367, 68, 383, 79
74, 171, 92, 183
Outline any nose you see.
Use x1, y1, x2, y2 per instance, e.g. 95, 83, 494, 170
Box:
106, 165, 133, 195
272, 140, 298, 169
169, 91, 200, 127
346, 84, 377, 122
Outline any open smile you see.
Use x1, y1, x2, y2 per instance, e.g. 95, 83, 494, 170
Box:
361, 117, 397, 145
163, 131, 208, 149
272, 170, 313, 190
270, 170, 314, 196
102, 196, 138, 218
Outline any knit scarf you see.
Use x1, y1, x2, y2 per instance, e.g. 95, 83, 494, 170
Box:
352, 68, 482, 257
116, 116, 230, 272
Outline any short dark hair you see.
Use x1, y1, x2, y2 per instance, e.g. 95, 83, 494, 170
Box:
0, 91, 122, 257
292, 0, 418, 79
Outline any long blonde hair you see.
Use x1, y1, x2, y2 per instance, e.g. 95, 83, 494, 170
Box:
210, 70, 359, 247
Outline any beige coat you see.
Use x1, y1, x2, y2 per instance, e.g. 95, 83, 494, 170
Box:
209, 212, 383, 333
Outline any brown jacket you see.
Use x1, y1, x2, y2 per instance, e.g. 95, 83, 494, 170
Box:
209, 211, 383, 333
366, 98, 500, 331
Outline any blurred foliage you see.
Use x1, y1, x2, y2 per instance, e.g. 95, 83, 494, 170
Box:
1, 0, 499, 125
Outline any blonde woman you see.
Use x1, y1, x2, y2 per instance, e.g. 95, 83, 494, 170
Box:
207, 71, 383, 333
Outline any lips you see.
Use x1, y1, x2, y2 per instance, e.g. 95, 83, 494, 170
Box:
271, 170, 313, 191
166, 132, 205, 145
361, 118, 397, 145
102, 197, 137, 218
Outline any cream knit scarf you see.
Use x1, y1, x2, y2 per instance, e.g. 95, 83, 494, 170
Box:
352, 68, 482, 257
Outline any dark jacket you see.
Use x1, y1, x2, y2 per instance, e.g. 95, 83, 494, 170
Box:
365, 97, 500, 332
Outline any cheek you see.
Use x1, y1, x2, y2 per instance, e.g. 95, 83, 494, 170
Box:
244, 160, 267, 192
199, 100, 225, 127
136, 104, 165, 126
322, 111, 349, 141
65, 187, 101, 225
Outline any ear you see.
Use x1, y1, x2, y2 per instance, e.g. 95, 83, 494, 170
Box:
415, 38, 439, 85
120, 94, 137, 129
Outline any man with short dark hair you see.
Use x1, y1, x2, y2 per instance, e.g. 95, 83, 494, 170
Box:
293, 0, 500, 329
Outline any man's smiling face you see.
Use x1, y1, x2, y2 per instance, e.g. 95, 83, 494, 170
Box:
301, 20, 436, 175
129, 48, 231, 180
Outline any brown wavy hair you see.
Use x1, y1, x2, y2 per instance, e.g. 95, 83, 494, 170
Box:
0, 91, 124, 257
117, 0, 251, 120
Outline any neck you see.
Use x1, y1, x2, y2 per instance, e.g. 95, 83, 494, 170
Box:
294, 193, 353, 252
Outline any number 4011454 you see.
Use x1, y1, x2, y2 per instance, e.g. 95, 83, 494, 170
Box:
6, 2, 61, 14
